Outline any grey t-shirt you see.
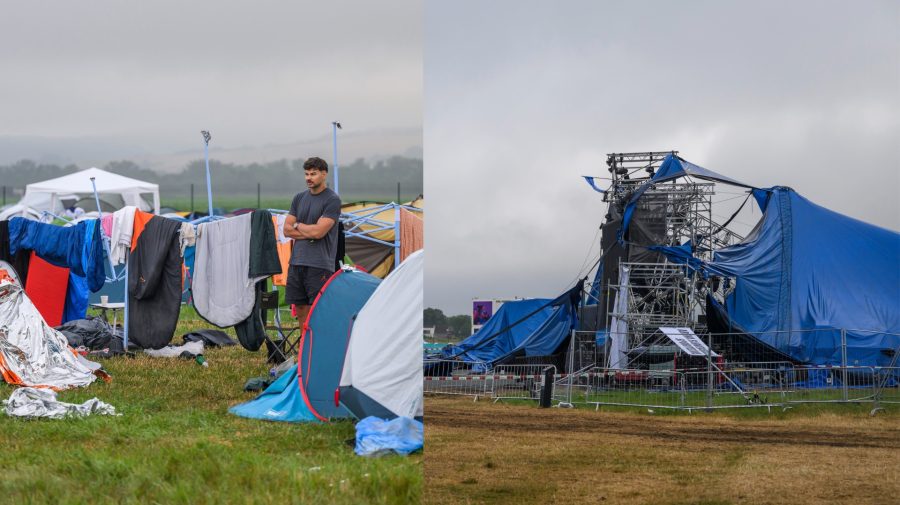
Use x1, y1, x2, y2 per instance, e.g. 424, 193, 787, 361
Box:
288, 188, 341, 271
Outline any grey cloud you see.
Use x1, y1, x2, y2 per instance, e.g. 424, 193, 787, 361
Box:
425, 0, 899, 315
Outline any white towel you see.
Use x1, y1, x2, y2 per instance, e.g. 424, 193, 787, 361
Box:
179, 222, 196, 257
109, 205, 137, 265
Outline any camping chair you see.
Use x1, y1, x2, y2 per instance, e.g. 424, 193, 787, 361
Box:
257, 287, 303, 364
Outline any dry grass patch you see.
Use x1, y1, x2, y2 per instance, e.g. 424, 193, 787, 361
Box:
424, 396, 900, 505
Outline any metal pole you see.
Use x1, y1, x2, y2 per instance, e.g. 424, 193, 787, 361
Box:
397, 182, 401, 204
202, 131, 213, 217
841, 328, 849, 402
393, 204, 400, 268
706, 332, 713, 410
190, 183, 194, 214
123, 251, 129, 349
332, 121, 340, 195
89, 177, 117, 276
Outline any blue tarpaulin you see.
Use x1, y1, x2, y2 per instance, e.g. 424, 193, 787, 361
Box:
229, 364, 319, 423
637, 182, 900, 367
442, 293, 578, 365
710, 187, 900, 367
620, 154, 754, 242
354, 416, 423, 457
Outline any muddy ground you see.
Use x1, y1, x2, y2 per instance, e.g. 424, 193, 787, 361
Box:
424, 396, 900, 505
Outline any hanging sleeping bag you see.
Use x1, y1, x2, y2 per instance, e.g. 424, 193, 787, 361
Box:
128, 216, 183, 349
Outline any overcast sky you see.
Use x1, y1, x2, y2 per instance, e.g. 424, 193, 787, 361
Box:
424, 0, 900, 315
0, 1, 421, 168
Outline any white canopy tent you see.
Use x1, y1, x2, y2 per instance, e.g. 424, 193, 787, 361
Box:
1, 168, 159, 221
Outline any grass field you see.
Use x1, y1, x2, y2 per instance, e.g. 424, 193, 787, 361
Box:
0, 307, 421, 505
423, 396, 899, 505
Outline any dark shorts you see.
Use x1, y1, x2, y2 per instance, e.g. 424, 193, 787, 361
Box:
285, 265, 331, 306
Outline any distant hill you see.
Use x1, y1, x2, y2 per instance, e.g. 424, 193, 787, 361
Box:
0, 156, 423, 205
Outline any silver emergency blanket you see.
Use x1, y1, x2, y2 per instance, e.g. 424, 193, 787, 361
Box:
3, 387, 118, 419
0, 279, 101, 389
193, 214, 267, 327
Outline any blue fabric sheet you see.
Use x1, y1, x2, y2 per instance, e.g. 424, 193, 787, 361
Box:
648, 187, 900, 367
442, 295, 578, 365
229, 364, 319, 423
354, 416, 423, 457
710, 187, 900, 367
9, 218, 105, 322
620, 154, 754, 242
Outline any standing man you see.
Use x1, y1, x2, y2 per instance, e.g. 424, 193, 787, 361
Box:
283, 157, 342, 325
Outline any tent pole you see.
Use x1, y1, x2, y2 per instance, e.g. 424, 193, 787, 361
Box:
394, 204, 400, 268
90, 177, 117, 277
332, 121, 341, 195
123, 251, 129, 349
202, 131, 213, 217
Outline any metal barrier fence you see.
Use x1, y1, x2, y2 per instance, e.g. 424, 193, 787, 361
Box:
424, 329, 900, 413
490, 365, 556, 402
423, 360, 492, 399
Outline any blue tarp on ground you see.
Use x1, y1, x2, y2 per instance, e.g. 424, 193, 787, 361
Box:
442, 295, 578, 365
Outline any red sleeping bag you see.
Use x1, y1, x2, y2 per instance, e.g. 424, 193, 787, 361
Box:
24, 252, 69, 327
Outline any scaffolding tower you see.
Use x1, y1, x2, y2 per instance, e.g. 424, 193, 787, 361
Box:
600, 151, 744, 366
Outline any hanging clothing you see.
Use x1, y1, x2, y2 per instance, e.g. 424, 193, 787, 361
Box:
193, 213, 266, 327
8, 217, 105, 293
234, 210, 281, 351
271, 215, 292, 286
0, 220, 30, 286
100, 213, 114, 238
128, 216, 183, 349
24, 253, 70, 327
399, 209, 423, 262
130, 210, 155, 252
109, 206, 137, 265
178, 222, 196, 257
8, 218, 104, 323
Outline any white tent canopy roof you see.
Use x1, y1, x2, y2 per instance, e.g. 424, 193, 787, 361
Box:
18, 167, 160, 216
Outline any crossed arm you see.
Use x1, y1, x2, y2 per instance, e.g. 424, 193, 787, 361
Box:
283, 214, 335, 240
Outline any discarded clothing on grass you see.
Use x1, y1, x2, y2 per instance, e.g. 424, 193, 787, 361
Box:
109, 206, 136, 265
8, 218, 105, 323
128, 216, 183, 349
354, 416, 424, 457
0, 279, 103, 389
56, 317, 128, 355
182, 329, 236, 347
234, 211, 282, 352
193, 213, 268, 327
3, 387, 118, 419
144, 340, 204, 358
0, 220, 30, 287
